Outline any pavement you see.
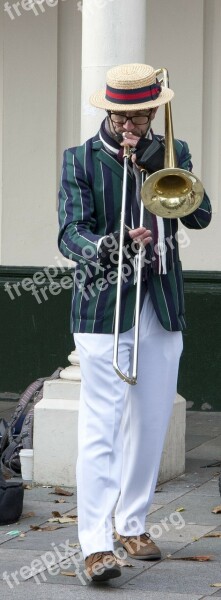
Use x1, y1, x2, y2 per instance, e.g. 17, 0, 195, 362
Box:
0, 410, 221, 600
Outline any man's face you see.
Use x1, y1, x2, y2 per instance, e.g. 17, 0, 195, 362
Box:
108, 108, 158, 139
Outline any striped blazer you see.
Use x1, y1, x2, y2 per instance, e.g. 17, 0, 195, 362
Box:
58, 130, 212, 333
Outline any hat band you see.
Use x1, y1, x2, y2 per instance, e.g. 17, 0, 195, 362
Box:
105, 82, 161, 104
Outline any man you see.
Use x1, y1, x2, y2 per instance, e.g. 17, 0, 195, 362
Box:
58, 63, 211, 582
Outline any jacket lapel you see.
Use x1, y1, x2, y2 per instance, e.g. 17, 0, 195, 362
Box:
92, 137, 133, 191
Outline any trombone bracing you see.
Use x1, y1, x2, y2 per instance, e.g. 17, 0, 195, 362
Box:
113, 68, 204, 385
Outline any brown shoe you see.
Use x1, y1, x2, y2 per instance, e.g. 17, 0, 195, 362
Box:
115, 532, 161, 560
85, 551, 121, 582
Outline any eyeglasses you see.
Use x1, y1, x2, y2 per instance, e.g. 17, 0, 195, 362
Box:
108, 111, 151, 125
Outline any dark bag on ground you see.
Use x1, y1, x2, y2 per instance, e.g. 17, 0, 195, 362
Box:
0, 464, 24, 525
0, 367, 63, 478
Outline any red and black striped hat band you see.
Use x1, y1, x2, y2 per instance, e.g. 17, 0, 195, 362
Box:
105, 82, 161, 104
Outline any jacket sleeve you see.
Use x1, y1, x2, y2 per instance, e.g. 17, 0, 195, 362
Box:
58, 148, 100, 265
177, 141, 212, 230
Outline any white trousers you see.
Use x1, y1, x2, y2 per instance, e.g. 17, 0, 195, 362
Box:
74, 293, 183, 558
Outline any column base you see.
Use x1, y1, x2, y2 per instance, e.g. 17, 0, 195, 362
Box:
33, 382, 186, 487
33, 380, 80, 487
158, 394, 186, 484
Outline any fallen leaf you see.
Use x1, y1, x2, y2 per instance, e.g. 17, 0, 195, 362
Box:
44, 525, 65, 530
169, 555, 213, 562
115, 558, 134, 567
21, 512, 35, 519
23, 484, 32, 490
212, 505, 221, 514
204, 532, 221, 538
30, 524, 64, 531
55, 499, 66, 504
52, 511, 62, 518
48, 516, 77, 524
175, 507, 185, 512
50, 487, 73, 497
60, 571, 76, 577
211, 583, 221, 588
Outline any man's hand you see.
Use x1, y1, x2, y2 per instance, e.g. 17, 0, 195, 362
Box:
120, 131, 140, 163
120, 132, 144, 165
120, 131, 140, 148
128, 226, 152, 247
97, 227, 152, 267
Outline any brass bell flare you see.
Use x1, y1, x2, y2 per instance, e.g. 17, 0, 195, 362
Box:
139, 67, 204, 219
141, 167, 204, 218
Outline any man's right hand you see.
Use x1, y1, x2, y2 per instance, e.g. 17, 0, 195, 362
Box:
128, 226, 152, 247
97, 227, 152, 268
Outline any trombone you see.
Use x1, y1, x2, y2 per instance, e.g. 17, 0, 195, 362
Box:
113, 67, 204, 385
113, 143, 146, 386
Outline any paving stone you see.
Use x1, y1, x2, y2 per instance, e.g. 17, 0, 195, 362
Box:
144, 522, 217, 543
194, 477, 221, 496
185, 434, 215, 451
186, 436, 221, 461
122, 559, 221, 596
0, 545, 85, 584
21, 499, 77, 519
178, 460, 220, 483
0, 548, 51, 581
153, 488, 193, 505
0, 524, 79, 551
168, 535, 221, 560
0, 581, 203, 600
147, 503, 164, 514
23, 485, 77, 503
186, 412, 221, 437
147, 491, 221, 526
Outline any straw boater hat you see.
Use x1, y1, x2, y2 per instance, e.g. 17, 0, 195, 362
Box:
90, 63, 174, 111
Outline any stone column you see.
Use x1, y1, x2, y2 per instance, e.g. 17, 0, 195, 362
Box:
81, 0, 147, 141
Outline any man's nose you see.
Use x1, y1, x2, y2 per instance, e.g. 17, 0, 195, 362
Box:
123, 118, 135, 131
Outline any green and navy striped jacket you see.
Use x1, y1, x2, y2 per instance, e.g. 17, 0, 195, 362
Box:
58, 128, 212, 334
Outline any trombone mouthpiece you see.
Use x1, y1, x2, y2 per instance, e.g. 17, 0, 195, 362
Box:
123, 145, 130, 158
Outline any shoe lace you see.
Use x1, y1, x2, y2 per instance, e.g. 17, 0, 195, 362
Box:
127, 532, 151, 541
90, 551, 114, 563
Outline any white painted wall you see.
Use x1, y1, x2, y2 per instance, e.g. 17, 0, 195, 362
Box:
0, 0, 220, 270
1, 6, 59, 266
147, 0, 220, 270
57, 0, 82, 178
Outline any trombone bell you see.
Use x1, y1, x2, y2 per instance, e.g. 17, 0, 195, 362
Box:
140, 67, 204, 219
141, 167, 204, 218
